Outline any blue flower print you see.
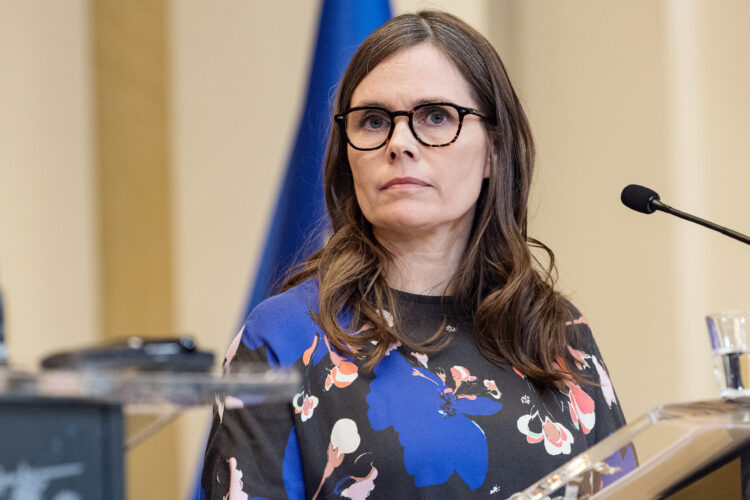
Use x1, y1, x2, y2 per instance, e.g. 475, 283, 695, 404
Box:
601, 443, 637, 489
366, 351, 502, 489
282, 428, 305, 500
240, 281, 352, 369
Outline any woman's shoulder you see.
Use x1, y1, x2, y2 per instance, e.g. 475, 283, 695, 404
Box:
561, 299, 599, 352
239, 279, 321, 367
248, 279, 320, 323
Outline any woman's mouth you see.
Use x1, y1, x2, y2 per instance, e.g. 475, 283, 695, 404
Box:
381, 177, 431, 190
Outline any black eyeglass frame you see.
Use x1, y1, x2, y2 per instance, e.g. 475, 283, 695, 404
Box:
334, 102, 488, 151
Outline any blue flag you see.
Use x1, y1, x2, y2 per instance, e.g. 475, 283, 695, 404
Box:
189, 2, 391, 498
244, 0, 393, 316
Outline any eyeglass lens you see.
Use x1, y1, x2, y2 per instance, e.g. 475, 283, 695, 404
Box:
344, 104, 461, 149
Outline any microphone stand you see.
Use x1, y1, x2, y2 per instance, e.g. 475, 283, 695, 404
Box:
650, 199, 750, 246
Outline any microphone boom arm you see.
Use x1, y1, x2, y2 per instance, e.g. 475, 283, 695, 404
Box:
651, 199, 750, 246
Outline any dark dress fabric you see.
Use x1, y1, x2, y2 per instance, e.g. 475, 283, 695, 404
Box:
202, 280, 633, 499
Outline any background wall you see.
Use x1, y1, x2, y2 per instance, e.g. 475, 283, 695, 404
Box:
1, 1, 749, 498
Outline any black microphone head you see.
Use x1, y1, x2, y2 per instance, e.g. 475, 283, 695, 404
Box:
621, 184, 660, 214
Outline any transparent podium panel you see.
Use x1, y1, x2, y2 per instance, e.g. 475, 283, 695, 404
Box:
0, 364, 300, 448
0, 364, 299, 499
508, 398, 750, 499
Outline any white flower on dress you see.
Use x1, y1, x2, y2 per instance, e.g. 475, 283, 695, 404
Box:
341, 465, 378, 499
224, 457, 249, 500
592, 355, 617, 408
331, 418, 361, 455
384, 341, 401, 356
377, 309, 394, 327
483, 379, 502, 399
293, 391, 319, 422
411, 352, 429, 368
313, 419, 363, 499
517, 412, 575, 456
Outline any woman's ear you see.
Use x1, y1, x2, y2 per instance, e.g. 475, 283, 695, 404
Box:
483, 146, 495, 179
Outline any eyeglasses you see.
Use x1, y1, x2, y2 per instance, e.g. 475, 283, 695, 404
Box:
334, 102, 487, 151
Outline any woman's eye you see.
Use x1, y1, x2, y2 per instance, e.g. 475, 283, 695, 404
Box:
427, 110, 448, 124
417, 106, 454, 127
359, 113, 389, 130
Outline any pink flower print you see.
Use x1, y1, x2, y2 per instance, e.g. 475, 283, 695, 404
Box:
323, 336, 359, 390
450, 365, 476, 391
541, 417, 574, 455
356, 322, 375, 334
303, 335, 320, 365
592, 355, 617, 408
567, 346, 590, 370
313, 419, 361, 500
325, 361, 359, 390
517, 415, 544, 445
224, 396, 244, 410
435, 367, 447, 385
517, 411, 574, 456
384, 341, 401, 356
224, 457, 249, 500
340, 465, 378, 499
566, 383, 595, 434
224, 327, 245, 372
483, 379, 502, 399
293, 391, 319, 422
328, 346, 345, 366
216, 395, 246, 423
565, 315, 589, 326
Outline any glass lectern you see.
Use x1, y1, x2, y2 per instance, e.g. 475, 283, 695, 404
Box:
0, 365, 299, 500
509, 398, 750, 499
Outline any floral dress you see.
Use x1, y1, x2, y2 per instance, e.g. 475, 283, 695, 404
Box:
202, 280, 635, 499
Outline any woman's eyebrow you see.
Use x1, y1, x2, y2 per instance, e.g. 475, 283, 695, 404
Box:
349, 97, 453, 109
348, 98, 386, 108
412, 97, 451, 106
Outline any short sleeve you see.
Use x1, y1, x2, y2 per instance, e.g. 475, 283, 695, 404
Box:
201, 325, 305, 500
564, 310, 638, 489
563, 311, 626, 443
202, 283, 321, 499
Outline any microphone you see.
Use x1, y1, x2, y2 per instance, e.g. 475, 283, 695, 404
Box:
621, 184, 750, 246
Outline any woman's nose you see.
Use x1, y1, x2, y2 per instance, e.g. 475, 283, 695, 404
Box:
386, 117, 419, 161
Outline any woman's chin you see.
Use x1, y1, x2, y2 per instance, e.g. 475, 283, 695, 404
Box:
371, 216, 447, 239
368, 207, 473, 240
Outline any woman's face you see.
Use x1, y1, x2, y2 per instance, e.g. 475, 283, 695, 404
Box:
346, 44, 490, 242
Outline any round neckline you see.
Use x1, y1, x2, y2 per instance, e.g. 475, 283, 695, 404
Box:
392, 288, 455, 305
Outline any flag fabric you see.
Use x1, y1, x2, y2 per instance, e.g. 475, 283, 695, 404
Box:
189, 2, 391, 498
244, 0, 393, 316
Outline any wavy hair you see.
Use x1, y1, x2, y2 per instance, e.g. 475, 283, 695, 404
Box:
283, 10, 581, 388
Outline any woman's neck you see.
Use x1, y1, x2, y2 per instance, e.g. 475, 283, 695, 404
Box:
374, 223, 471, 296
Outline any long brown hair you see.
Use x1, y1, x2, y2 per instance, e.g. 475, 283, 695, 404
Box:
283, 11, 581, 388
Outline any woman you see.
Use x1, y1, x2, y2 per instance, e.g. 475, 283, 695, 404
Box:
203, 11, 631, 499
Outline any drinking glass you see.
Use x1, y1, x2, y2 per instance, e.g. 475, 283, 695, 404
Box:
706, 311, 750, 397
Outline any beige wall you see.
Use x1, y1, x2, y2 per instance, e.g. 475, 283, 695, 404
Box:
170, 3, 320, 495
2, 1, 750, 498
487, 0, 750, 415
0, 1, 98, 366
